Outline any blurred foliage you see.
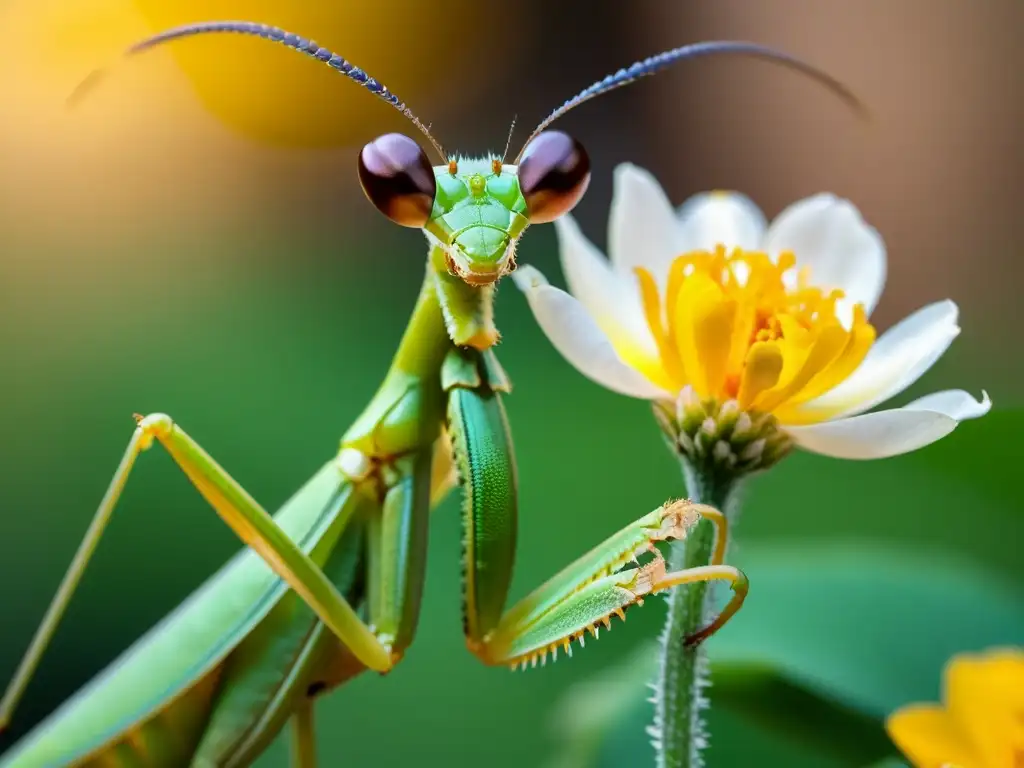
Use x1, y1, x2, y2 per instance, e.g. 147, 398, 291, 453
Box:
709, 543, 1024, 718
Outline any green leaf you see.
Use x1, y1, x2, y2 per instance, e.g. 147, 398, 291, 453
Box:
598, 682, 860, 768
546, 646, 893, 768
710, 663, 892, 760
710, 541, 1024, 717
546, 644, 889, 768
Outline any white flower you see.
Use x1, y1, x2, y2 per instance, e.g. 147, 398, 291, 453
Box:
513, 164, 990, 461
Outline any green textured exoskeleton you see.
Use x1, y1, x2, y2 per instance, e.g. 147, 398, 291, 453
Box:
0, 22, 864, 767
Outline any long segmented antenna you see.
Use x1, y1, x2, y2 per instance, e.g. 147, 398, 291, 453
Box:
501, 114, 518, 165
68, 20, 449, 163
514, 40, 867, 163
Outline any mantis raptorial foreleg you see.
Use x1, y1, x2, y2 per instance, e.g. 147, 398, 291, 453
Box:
444, 349, 747, 668
479, 496, 745, 668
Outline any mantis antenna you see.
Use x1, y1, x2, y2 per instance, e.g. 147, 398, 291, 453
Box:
513, 40, 868, 164
67, 21, 450, 164
500, 114, 518, 166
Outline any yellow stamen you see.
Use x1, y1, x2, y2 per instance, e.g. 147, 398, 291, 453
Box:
674, 272, 737, 397
634, 246, 875, 418
635, 267, 687, 386
737, 342, 783, 410
782, 304, 877, 409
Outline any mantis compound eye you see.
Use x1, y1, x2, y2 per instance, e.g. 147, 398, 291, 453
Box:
358, 133, 437, 227
517, 130, 591, 224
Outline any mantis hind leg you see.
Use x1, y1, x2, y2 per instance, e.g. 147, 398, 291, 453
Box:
444, 349, 747, 668
289, 699, 318, 768
191, 429, 448, 766
0, 413, 394, 734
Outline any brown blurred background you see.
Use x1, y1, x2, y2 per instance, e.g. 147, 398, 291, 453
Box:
646, 0, 1022, 395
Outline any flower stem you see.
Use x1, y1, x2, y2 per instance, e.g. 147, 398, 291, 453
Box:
653, 459, 739, 768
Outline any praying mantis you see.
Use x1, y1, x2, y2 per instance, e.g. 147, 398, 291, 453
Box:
0, 21, 863, 768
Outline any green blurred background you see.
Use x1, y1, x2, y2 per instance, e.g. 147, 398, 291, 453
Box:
1, 1, 1021, 766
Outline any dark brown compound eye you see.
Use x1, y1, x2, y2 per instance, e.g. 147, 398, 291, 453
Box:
357, 133, 437, 227
517, 131, 591, 224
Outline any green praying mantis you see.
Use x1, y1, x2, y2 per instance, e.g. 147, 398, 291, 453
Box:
0, 21, 864, 767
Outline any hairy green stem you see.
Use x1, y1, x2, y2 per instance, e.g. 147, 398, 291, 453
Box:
653, 459, 739, 768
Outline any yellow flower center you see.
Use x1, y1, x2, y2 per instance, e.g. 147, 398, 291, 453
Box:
634, 245, 876, 418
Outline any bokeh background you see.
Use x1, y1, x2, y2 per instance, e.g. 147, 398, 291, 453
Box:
1, 1, 1021, 766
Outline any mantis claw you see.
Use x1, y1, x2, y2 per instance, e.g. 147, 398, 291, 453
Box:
469, 499, 745, 668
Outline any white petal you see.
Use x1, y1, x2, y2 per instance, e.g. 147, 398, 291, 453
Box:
554, 213, 657, 358
787, 300, 961, 422
902, 389, 992, 421
763, 193, 887, 316
512, 266, 671, 400
787, 410, 954, 459
676, 191, 767, 252
787, 389, 990, 460
607, 163, 681, 285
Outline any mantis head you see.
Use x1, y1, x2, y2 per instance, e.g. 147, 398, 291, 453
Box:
346, 36, 863, 290
357, 131, 590, 287
69, 22, 865, 294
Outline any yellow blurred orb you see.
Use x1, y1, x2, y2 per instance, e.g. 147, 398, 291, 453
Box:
131, 0, 483, 147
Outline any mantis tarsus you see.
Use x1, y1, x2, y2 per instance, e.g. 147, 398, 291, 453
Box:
0, 21, 863, 767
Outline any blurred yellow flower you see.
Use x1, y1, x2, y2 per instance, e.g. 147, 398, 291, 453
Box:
0, 0, 245, 240
0, 0, 493, 261
131, 0, 483, 147
886, 647, 1024, 768
514, 165, 989, 463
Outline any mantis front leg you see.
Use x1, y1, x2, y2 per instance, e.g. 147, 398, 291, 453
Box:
444, 349, 748, 669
